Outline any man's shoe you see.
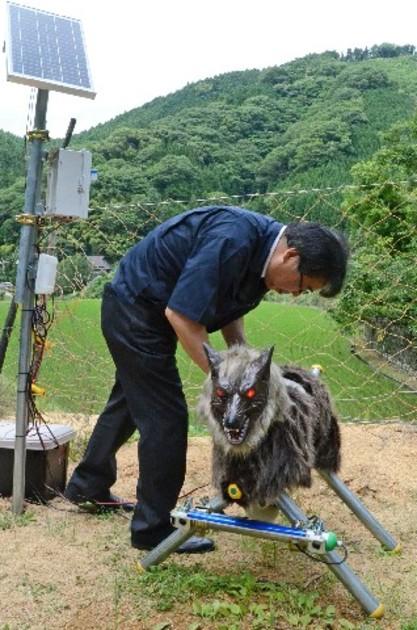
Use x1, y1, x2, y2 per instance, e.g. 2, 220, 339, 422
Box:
64, 488, 135, 513
175, 536, 215, 554
133, 535, 215, 554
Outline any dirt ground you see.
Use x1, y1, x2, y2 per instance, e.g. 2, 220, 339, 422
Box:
1, 422, 417, 629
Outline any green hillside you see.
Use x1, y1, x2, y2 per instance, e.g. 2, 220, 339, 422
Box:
0, 130, 25, 189
1, 46, 417, 274
76, 53, 417, 204
3, 48, 417, 201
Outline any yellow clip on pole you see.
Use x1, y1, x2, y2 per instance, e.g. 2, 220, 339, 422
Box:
31, 383, 46, 396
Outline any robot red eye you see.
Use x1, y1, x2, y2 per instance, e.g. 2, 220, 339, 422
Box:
245, 388, 256, 399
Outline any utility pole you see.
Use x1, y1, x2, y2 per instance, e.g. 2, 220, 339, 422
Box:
12, 89, 49, 514
5, 2, 95, 513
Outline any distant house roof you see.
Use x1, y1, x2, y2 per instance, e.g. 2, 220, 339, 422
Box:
87, 256, 111, 272
0, 282, 14, 291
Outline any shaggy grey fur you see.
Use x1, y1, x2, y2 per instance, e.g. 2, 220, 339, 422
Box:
198, 345, 341, 509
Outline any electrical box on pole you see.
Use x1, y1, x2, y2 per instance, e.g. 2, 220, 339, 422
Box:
46, 149, 92, 219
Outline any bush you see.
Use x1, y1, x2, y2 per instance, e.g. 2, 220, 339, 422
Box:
82, 272, 113, 298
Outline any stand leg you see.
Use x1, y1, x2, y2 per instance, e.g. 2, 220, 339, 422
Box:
275, 492, 384, 619
138, 497, 227, 571
319, 470, 400, 552
138, 527, 195, 571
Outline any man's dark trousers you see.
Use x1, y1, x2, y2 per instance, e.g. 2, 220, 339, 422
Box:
65, 284, 189, 546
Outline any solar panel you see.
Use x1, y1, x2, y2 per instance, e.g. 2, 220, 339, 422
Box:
5, 2, 96, 99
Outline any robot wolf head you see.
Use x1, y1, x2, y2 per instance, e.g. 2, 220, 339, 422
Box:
199, 344, 288, 454
198, 344, 341, 507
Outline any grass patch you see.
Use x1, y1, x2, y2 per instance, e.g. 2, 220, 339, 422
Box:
118, 563, 356, 628
0, 298, 415, 424
0, 508, 36, 530
0, 372, 16, 418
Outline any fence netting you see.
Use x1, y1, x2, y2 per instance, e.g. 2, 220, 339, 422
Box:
1, 184, 416, 436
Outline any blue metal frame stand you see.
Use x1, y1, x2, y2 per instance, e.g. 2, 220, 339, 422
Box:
139, 472, 399, 619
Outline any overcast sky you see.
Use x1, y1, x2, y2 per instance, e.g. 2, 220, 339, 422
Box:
1, 0, 416, 138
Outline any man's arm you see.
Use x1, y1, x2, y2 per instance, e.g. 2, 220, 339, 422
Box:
221, 317, 246, 347
165, 307, 210, 373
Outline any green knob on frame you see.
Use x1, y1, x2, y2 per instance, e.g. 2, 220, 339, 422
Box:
324, 531, 338, 552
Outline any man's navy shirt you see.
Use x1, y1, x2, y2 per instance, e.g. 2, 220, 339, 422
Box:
112, 206, 283, 333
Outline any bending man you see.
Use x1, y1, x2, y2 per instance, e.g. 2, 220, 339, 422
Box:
65, 205, 349, 553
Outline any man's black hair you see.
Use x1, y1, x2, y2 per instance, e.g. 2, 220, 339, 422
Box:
285, 222, 349, 297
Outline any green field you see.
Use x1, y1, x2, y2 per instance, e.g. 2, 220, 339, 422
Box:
1, 299, 416, 426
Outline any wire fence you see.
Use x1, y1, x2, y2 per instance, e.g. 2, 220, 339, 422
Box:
1, 184, 416, 437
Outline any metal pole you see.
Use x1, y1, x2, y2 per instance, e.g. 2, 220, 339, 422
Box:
138, 527, 196, 571
318, 470, 399, 551
12, 89, 49, 515
139, 496, 227, 570
275, 492, 384, 618
62, 117, 76, 148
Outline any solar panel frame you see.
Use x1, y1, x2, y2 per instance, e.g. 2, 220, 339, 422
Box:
5, 2, 96, 99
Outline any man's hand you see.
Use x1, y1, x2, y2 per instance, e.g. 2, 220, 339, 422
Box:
165, 307, 210, 373
221, 317, 246, 347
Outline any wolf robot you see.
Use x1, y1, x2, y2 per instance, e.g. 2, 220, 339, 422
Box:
198, 344, 341, 519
